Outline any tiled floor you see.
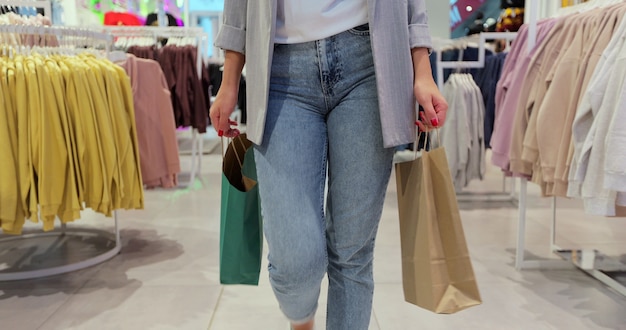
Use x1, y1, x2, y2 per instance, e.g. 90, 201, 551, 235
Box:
1, 144, 626, 330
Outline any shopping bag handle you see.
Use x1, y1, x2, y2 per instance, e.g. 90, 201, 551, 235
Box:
221, 135, 248, 168
414, 128, 441, 159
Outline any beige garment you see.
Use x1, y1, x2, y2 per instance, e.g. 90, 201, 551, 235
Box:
507, 17, 576, 178
536, 9, 602, 196
526, 19, 579, 189
557, 5, 626, 196
517, 13, 590, 193
506, 18, 563, 177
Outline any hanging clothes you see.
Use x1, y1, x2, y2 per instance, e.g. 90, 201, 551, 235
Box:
0, 12, 58, 47
569, 13, 626, 216
118, 54, 181, 189
438, 73, 486, 192
127, 44, 210, 133
0, 52, 144, 234
474, 52, 507, 148
490, 19, 556, 173
489, 2, 626, 215
432, 46, 493, 86
0, 11, 52, 25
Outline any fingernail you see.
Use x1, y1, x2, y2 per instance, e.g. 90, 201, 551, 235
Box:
415, 121, 420, 126
431, 118, 439, 127
218, 130, 224, 137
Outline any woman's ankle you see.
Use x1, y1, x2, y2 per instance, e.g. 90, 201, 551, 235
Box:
291, 319, 314, 330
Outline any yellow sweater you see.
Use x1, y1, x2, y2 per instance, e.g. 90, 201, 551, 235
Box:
1, 53, 144, 234
45, 56, 82, 224
0, 58, 21, 232
13, 56, 33, 224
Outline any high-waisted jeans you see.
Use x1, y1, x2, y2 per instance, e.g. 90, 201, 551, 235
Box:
254, 24, 395, 330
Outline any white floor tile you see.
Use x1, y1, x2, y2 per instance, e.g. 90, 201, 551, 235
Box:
0, 289, 76, 330
39, 285, 221, 330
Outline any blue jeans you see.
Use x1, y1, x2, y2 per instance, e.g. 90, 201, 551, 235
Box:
254, 25, 395, 330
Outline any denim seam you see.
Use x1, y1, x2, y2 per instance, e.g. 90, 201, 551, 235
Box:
320, 138, 329, 269
330, 35, 343, 98
347, 29, 370, 36
315, 39, 331, 112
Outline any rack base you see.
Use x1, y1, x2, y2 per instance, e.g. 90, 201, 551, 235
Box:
0, 215, 120, 282
515, 178, 626, 297
555, 249, 626, 297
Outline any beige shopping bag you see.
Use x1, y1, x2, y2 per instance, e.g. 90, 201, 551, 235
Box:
395, 145, 482, 314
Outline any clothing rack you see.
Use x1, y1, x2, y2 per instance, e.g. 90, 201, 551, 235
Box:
98, 26, 209, 78
434, 31, 519, 202
514, 0, 626, 297
435, 32, 519, 90
0, 0, 50, 17
0, 25, 123, 281
98, 26, 210, 188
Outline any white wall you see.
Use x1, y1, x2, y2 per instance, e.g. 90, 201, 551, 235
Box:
525, 0, 561, 22
424, 0, 451, 39
63, 0, 101, 26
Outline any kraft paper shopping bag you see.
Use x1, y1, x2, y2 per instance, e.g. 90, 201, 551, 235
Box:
395, 146, 482, 313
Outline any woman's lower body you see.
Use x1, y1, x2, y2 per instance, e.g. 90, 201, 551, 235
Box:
254, 25, 395, 330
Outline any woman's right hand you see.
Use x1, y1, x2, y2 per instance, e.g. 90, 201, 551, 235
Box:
209, 87, 240, 138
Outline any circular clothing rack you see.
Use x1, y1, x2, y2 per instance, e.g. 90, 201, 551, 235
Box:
0, 214, 121, 281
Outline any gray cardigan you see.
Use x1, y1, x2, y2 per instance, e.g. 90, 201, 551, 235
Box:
215, 0, 433, 148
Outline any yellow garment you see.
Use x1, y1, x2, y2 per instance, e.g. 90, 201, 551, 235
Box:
86, 56, 124, 212
69, 58, 108, 215
1, 52, 144, 234
0, 58, 21, 232
57, 57, 85, 209
24, 56, 44, 224
32, 54, 69, 230
87, 56, 144, 210
112, 63, 144, 210
13, 56, 33, 223
83, 58, 118, 216
45, 56, 81, 224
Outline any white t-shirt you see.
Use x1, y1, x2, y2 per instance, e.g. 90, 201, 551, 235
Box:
275, 0, 369, 44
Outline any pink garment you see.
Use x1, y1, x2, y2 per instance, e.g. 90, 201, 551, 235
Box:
492, 25, 529, 169
491, 19, 556, 171
119, 55, 181, 188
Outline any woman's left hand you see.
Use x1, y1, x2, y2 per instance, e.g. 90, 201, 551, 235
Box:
414, 77, 448, 133
411, 47, 448, 133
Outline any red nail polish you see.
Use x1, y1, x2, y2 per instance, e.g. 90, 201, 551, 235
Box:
415, 121, 420, 126
431, 118, 439, 127
218, 130, 224, 137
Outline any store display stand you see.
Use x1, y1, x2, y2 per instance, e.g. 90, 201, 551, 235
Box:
0, 24, 124, 282
515, 178, 626, 297
0, 214, 121, 281
98, 26, 210, 188
513, 0, 626, 298
434, 31, 519, 203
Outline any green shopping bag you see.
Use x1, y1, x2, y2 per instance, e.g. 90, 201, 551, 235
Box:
219, 134, 263, 285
